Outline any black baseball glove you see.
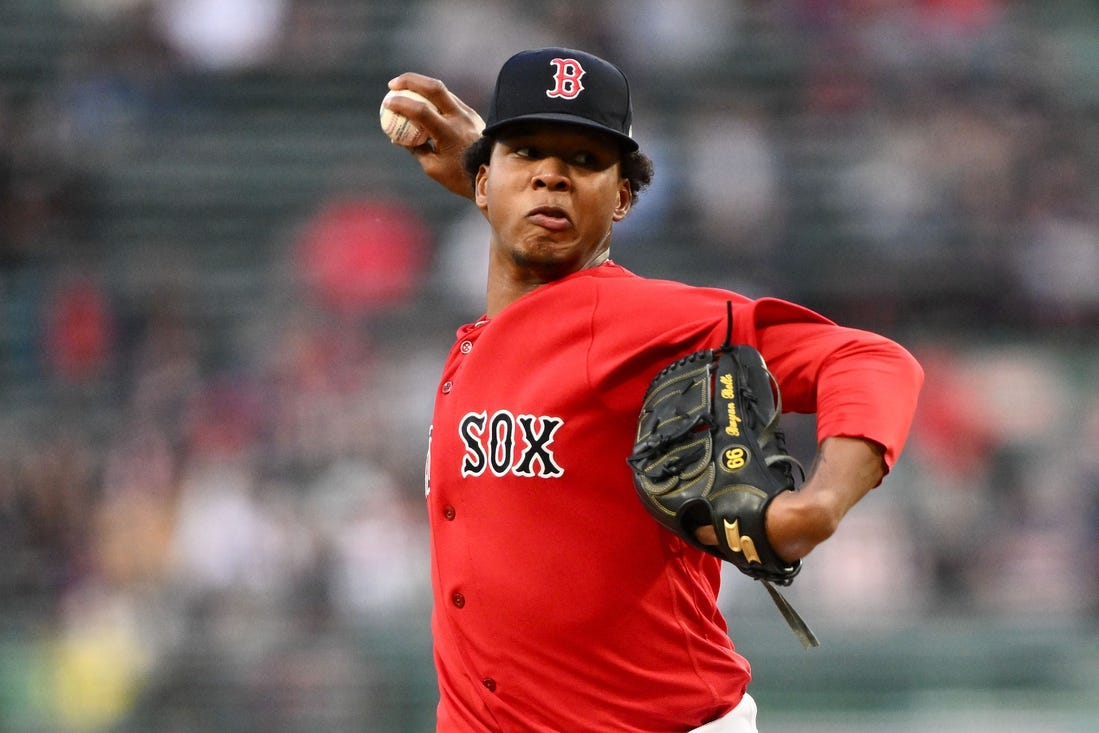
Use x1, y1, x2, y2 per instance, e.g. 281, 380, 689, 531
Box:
628, 338, 819, 648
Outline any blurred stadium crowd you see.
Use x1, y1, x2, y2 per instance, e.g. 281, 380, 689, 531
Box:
2, 1, 1099, 731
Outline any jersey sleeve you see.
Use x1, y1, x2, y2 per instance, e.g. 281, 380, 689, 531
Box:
733, 297, 924, 471
581, 272, 922, 473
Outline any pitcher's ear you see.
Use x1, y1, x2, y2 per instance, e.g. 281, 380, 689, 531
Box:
613, 179, 632, 222
474, 164, 490, 209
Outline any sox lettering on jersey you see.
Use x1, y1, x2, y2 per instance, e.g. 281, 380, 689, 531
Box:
546, 58, 585, 100
459, 410, 564, 478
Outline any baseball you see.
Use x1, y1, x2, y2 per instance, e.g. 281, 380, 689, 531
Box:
380, 89, 432, 147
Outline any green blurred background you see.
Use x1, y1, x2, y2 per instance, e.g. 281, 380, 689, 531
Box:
2, 1, 1098, 731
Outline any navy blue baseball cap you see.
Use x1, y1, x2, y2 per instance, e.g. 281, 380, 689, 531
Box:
483, 48, 639, 152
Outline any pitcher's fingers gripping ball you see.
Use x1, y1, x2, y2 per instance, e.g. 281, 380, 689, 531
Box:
380, 89, 434, 147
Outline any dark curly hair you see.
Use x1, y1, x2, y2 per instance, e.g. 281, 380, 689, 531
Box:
461, 133, 655, 202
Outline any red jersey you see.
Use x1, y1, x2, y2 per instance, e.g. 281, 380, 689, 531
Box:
426, 262, 922, 732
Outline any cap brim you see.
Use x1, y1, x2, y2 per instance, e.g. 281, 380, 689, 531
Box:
482, 113, 639, 152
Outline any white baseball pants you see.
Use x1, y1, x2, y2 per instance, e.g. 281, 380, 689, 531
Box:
688, 692, 759, 733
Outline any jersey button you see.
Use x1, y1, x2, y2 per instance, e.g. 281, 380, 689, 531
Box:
443, 505, 456, 521
459, 340, 473, 354
441, 381, 452, 394
452, 592, 465, 608
482, 678, 497, 692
